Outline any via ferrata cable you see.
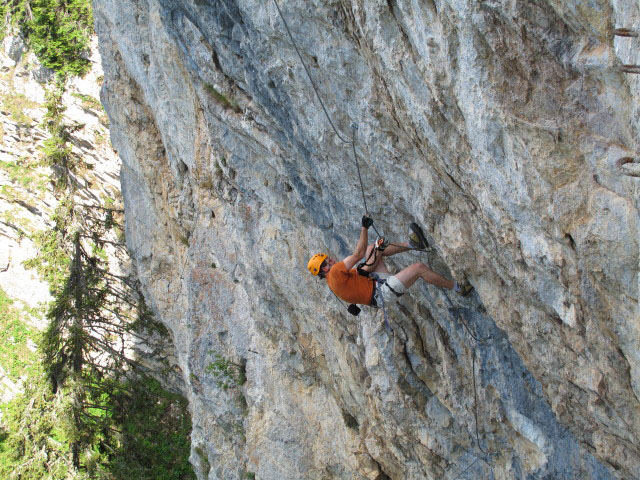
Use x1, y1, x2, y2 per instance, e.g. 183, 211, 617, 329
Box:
272, 0, 392, 239
273, 0, 436, 252
271, 0, 352, 145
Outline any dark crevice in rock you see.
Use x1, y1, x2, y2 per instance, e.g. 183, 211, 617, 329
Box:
371, 457, 392, 480
211, 48, 222, 71
341, 409, 359, 431
177, 159, 189, 176
386, 0, 395, 17
13, 198, 41, 216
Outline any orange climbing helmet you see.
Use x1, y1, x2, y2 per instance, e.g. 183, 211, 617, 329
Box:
307, 253, 328, 276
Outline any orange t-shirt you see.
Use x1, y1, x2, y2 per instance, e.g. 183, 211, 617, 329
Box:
326, 261, 374, 305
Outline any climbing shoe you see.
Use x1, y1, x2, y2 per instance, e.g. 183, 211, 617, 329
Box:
408, 223, 429, 250
454, 280, 474, 297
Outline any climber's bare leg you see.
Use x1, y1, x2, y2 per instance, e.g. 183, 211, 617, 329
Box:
360, 241, 414, 274
381, 241, 411, 256
394, 262, 454, 290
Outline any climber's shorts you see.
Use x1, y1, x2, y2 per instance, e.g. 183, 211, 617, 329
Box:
371, 273, 406, 307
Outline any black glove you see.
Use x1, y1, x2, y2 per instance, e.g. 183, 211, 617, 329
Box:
362, 215, 373, 229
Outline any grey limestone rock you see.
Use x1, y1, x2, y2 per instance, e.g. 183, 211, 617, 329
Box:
31, 64, 55, 85
94, 0, 639, 478
3, 35, 25, 63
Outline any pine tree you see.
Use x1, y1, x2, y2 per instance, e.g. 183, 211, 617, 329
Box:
1, 0, 93, 77
2, 78, 195, 479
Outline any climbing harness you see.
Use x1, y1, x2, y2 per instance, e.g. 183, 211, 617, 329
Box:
352, 238, 397, 332
370, 273, 393, 332
325, 241, 395, 328
369, 272, 406, 333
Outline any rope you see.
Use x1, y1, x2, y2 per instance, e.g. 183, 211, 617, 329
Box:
472, 345, 488, 456
438, 290, 492, 466
273, 0, 436, 250
273, 0, 392, 241
351, 125, 370, 217
272, 0, 352, 145
458, 313, 490, 344
456, 306, 489, 456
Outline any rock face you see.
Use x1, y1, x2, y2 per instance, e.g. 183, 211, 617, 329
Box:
94, 1, 639, 479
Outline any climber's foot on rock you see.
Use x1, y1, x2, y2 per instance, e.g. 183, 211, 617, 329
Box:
408, 222, 429, 250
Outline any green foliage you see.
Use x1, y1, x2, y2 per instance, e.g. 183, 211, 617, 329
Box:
0, 372, 75, 479
1, 92, 39, 125
0, 158, 48, 194
14, 192, 196, 479
93, 129, 106, 145
0, 51, 188, 480
203, 83, 242, 113
0, 33, 195, 477
24, 198, 73, 294
17, 161, 195, 479
71, 92, 103, 112
108, 376, 196, 480
0, 288, 38, 381
207, 353, 246, 391
1, 0, 93, 77
41, 80, 84, 190
0, 1, 29, 41
0, 207, 33, 236
102, 197, 117, 232
0, 370, 196, 480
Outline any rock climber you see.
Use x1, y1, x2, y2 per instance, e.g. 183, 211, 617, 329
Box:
307, 216, 472, 311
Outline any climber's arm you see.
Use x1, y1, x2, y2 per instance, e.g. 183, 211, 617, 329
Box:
342, 226, 368, 271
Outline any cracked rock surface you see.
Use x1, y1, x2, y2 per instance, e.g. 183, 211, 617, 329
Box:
94, 0, 639, 478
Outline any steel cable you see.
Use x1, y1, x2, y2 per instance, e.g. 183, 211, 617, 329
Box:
272, 0, 433, 250
272, 0, 352, 144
